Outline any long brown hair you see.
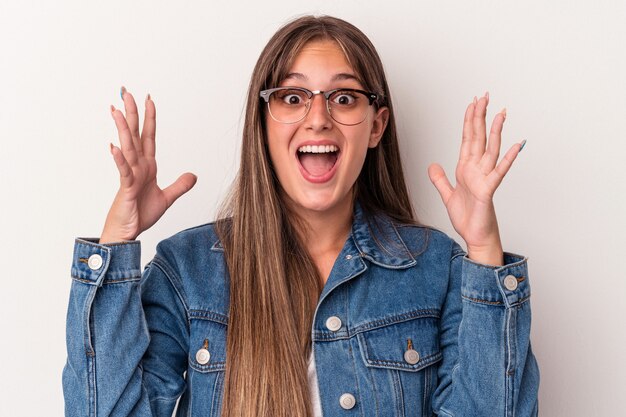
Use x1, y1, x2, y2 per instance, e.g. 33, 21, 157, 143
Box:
216, 15, 418, 417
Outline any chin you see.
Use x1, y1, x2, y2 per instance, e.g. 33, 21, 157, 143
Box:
290, 189, 352, 215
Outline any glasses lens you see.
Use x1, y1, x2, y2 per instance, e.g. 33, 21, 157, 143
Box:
268, 88, 310, 123
328, 90, 370, 125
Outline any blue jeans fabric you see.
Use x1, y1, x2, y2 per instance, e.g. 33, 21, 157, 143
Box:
63, 204, 539, 416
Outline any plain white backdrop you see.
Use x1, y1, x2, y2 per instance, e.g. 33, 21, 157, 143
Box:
1, 1, 624, 415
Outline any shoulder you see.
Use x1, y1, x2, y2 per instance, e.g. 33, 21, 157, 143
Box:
149, 221, 229, 314
388, 218, 466, 260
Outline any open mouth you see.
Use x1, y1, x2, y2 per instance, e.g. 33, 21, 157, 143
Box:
296, 144, 340, 182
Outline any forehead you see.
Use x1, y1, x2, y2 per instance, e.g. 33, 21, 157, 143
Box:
283, 39, 358, 84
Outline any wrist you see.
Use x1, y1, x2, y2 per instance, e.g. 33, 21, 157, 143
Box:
466, 245, 504, 266
466, 237, 504, 266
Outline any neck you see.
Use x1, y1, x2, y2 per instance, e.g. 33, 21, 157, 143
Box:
287, 199, 354, 258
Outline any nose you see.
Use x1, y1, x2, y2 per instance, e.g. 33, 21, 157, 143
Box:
304, 93, 333, 130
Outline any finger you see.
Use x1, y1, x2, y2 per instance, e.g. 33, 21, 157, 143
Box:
110, 105, 138, 165
479, 108, 505, 173
470, 92, 489, 161
428, 163, 454, 205
110, 143, 134, 188
459, 100, 476, 162
485, 141, 522, 190
162, 173, 198, 208
120, 86, 143, 155
141, 93, 156, 158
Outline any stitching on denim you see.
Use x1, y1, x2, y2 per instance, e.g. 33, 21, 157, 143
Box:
105, 276, 142, 284
150, 257, 191, 322
364, 340, 380, 416
365, 353, 442, 371
313, 309, 441, 341
391, 221, 416, 264
189, 310, 229, 326
188, 358, 226, 373
391, 370, 404, 417
353, 309, 440, 333
78, 239, 138, 248
423, 364, 431, 416
347, 338, 365, 417
394, 223, 431, 258
213, 371, 223, 417
461, 295, 504, 305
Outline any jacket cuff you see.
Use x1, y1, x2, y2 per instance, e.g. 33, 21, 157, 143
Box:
461, 252, 530, 308
70, 237, 142, 286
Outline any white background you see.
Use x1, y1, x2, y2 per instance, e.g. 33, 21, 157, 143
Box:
1, 1, 625, 415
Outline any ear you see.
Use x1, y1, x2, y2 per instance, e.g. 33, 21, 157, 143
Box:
368, 106, 389, 148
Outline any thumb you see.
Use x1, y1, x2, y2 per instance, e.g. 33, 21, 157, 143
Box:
428, 163, 454, 205
163, 172, 198, 208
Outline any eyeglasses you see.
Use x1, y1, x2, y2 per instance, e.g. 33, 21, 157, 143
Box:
259, 87, 379, 126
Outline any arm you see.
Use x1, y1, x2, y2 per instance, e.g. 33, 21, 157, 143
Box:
62, 238, 189, 417
431, 240, 539, 416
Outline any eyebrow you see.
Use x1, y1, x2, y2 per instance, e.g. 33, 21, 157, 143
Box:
283, 72, 360, 83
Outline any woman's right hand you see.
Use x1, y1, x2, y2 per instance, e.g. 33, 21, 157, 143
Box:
100, 87, 198, 244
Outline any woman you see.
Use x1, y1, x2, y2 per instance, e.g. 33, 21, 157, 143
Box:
63, 15, 539, 417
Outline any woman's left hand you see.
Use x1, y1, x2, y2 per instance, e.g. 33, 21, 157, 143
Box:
427, 92, 525, 266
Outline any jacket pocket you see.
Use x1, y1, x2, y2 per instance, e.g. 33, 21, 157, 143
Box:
188, 313, 227, 373
186, 313, 227, 417
356, 312, 442, 417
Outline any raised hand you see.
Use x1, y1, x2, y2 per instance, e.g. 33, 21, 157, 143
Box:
100, 87, 197, 244
427, 92, 525, 266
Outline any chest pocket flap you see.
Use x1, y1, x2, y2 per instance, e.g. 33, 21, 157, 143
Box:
188, 312, 227, 373
357, 312, 442, 372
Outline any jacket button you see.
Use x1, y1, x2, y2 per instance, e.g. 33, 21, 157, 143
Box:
404, 349, 420, 365
339, 393, 356, 409
326, 316, 342, 332
87, 254, 103, 270
503, 275, 518, 291
195, 348, 211, 365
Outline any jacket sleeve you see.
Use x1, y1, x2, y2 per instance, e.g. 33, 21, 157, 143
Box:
62, 238, 189, 417
431, 240, 540, 417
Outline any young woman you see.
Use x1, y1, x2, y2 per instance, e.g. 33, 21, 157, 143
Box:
63, 15, 539, 417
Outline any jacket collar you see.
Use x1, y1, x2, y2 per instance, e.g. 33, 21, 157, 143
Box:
350, 202, 417, 269
211, 202, 418, 269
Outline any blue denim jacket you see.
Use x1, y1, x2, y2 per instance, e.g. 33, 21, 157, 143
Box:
63, 205, 539, 416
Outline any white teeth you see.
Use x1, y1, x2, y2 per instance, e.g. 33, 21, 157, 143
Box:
298, 144, 338, 153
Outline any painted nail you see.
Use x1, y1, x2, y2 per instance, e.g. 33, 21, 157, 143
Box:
109, 142, 114, 153
501, 108, 507, 119
145, 93, 151, 101
519, 139, 527, 152
120, 86, 126, 100
485, 91, 489, 104
110, 104, 116, 113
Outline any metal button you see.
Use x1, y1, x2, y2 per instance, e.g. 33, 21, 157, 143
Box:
404, 349, 420, 365
503, 275, 518, 291
87, 254, 103, 270
345, 254, 353, 260
326, 316, 342, 332
339, 393, 356, 410
195, 348, 211, 365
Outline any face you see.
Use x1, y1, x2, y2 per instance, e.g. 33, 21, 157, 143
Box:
265, 39, 389, 219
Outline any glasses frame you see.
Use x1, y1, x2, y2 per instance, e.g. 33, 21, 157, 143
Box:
259, 86, 379, 126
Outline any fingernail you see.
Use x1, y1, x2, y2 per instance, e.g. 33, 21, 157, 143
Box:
485, 91, 489, 104
145, 93, 151, 101
501, 107, 507, 119
110, 104, 116, 113
109, 142, 114, 153
473, 96, 477, 105
519, 139, 527, 152
120, 86, 126, 100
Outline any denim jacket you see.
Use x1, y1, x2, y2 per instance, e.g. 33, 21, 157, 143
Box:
63, 204, 540, 416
